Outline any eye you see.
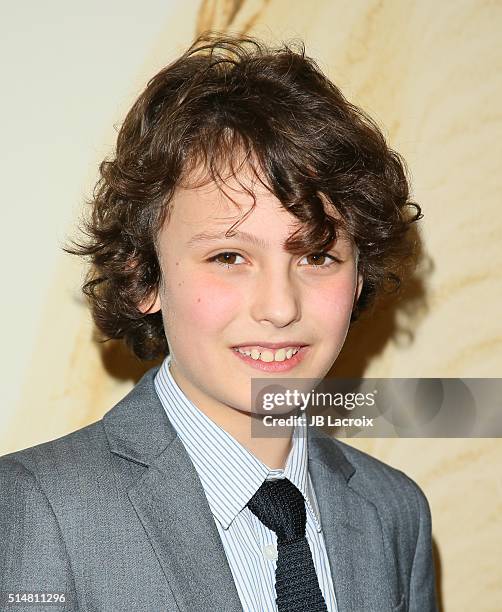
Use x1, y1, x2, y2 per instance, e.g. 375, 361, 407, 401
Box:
207, 251, 342, 270
208, 252, 246, 268
299, 252, 341, 268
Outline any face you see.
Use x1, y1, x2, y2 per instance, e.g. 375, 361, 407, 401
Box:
142, 169, 363, 417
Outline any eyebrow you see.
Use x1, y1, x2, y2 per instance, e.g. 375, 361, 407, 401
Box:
186, 230, 273, 250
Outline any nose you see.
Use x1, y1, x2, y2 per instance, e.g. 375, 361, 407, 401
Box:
250, 265, 301, 328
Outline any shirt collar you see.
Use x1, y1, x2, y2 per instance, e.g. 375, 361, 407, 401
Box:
154, 355, 322, 532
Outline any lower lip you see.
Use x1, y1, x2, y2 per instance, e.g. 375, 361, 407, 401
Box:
231, 346, 309, 372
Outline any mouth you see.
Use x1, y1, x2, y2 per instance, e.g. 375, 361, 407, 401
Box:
231, 344, 310, 372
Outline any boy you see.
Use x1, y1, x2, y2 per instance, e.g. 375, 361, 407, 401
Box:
0, 34, 437, 611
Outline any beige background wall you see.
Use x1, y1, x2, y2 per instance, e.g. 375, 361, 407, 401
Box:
1, 1, 501, 610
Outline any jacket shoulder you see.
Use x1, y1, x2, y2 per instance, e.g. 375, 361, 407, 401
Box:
318, 434, 432, 532
0, 420, 108, 485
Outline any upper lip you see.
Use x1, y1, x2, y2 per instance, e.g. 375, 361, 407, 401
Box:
232, 341, 308, 349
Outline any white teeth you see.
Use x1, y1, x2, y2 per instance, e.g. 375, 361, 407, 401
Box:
234, 346, 301, 363
274, 349, 286, 362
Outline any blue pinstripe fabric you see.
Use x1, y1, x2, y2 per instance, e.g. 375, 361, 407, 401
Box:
154, 355, 338, 612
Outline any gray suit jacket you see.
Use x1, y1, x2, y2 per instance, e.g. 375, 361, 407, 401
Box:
0, 367, 438, 612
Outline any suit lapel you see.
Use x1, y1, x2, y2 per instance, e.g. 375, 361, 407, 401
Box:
103, 367, 243, 612
308, 427, 393, 612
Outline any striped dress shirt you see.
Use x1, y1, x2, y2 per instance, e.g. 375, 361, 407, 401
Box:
154, 355, 338, 612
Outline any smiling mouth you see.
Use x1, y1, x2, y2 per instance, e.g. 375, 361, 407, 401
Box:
231, 345, 310, 372
232, 346, 302, 363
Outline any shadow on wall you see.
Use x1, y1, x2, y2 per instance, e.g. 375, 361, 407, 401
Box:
332, 226, 433, 379
433, 537, 444, 612
100, 339, 162, 383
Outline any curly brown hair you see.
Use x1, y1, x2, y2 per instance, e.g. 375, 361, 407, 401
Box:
66, 32, 421, 361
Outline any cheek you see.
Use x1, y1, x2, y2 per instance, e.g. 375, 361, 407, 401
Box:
166, 271, 241, 331
306, 274, 357, 323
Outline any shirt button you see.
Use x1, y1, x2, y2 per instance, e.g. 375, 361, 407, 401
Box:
263, 544, 278, 560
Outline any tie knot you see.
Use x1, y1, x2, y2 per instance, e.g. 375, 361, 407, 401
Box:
247, 478, 306, 543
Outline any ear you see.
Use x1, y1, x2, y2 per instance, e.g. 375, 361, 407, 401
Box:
355, 271, 363, 303
126, 257, 162, 314
138, 289, 161, 314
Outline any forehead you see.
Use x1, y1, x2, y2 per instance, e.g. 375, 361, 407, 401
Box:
168, 175, 293, 230
161, 163, 354, 251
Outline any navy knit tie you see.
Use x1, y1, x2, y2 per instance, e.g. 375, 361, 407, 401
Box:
247, 478, 328, 612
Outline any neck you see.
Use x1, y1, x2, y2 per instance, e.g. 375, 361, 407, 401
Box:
168, 361, 294, 469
